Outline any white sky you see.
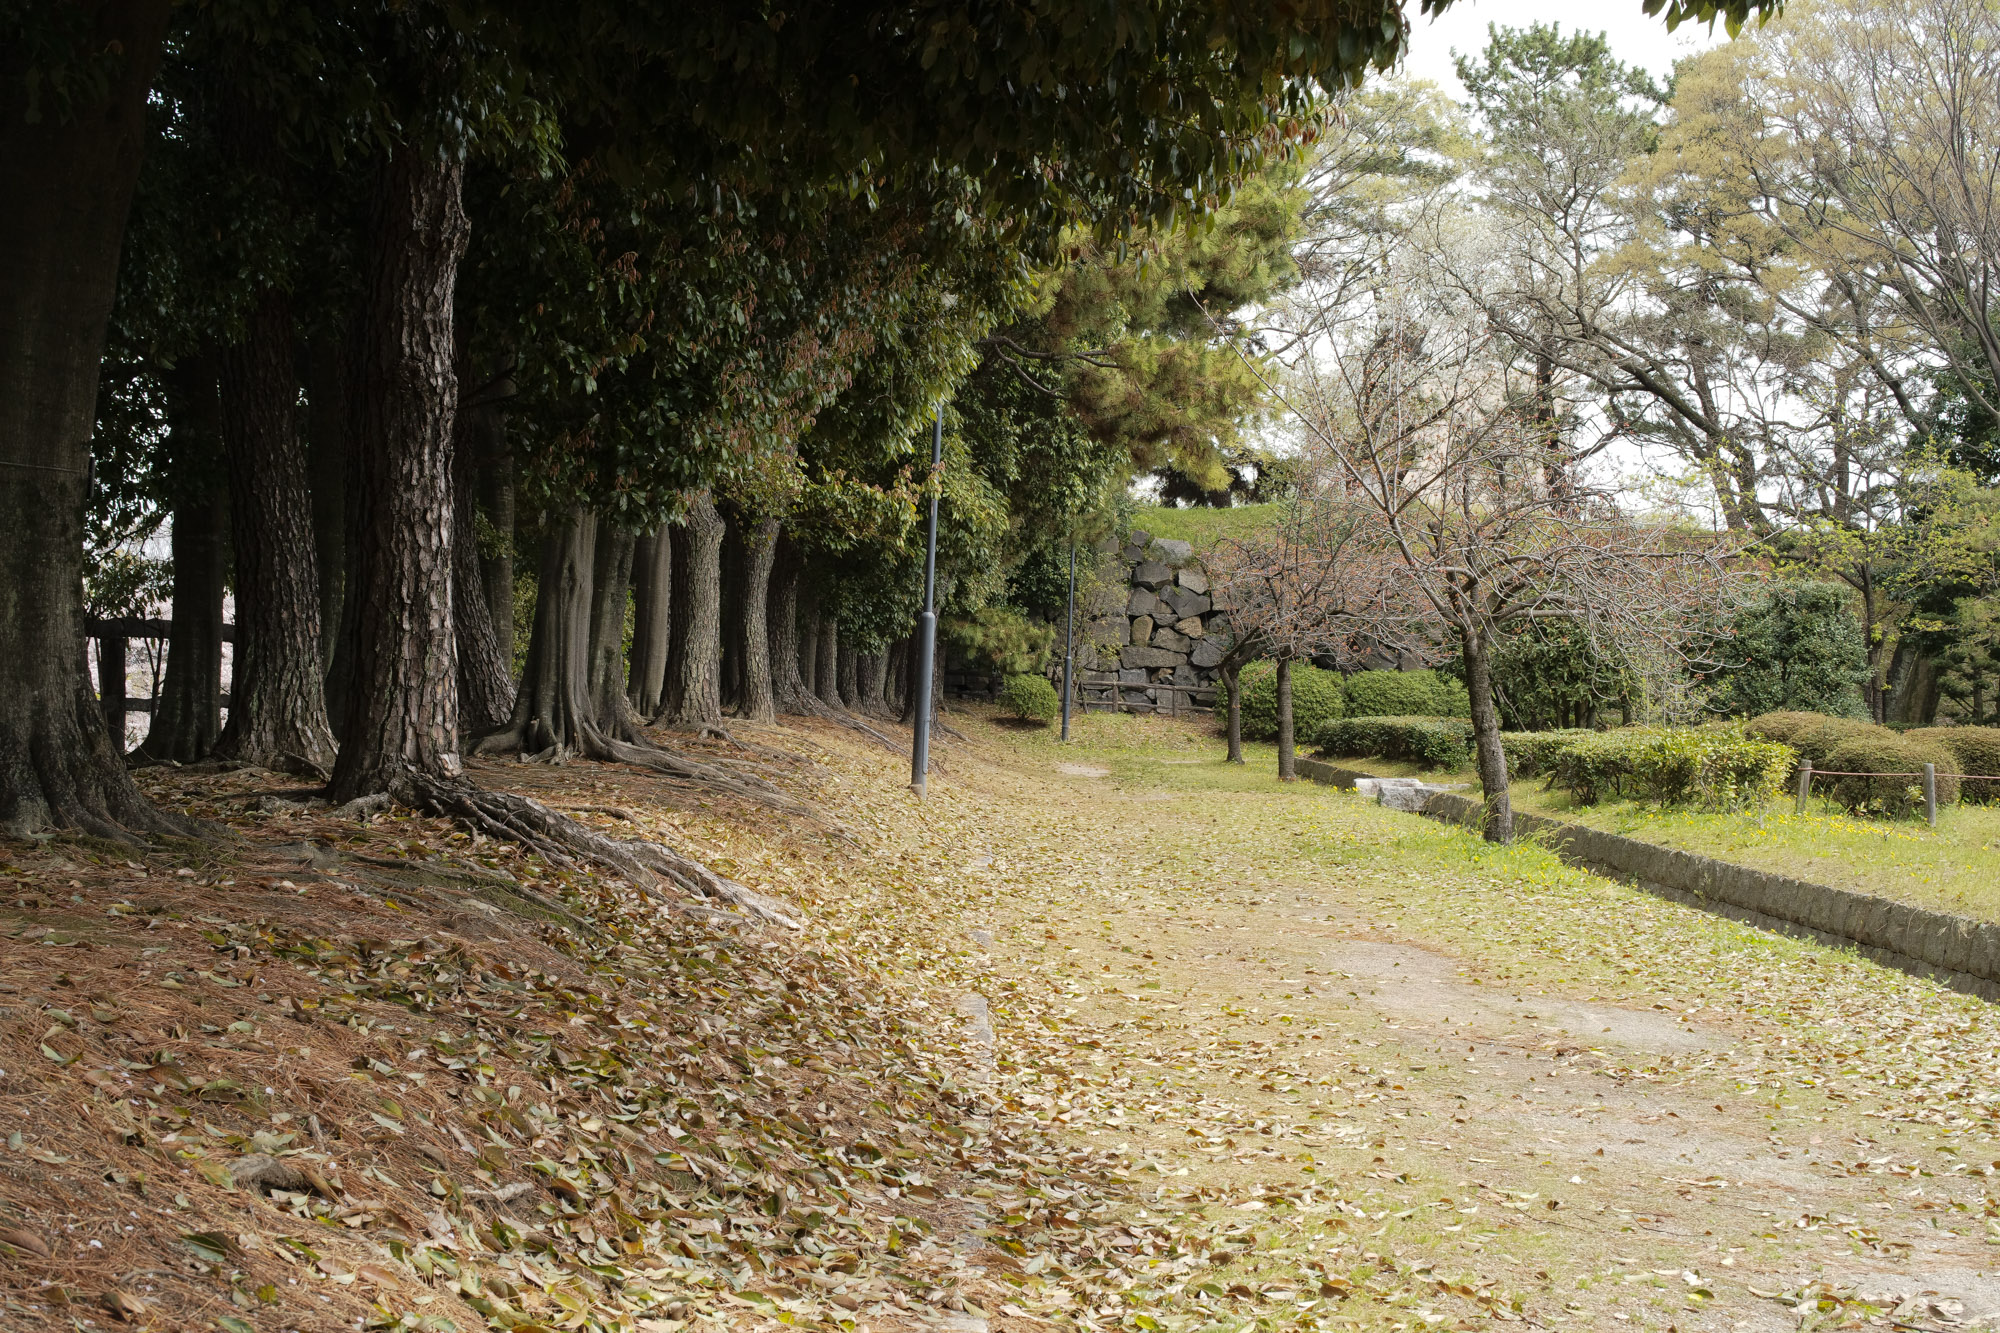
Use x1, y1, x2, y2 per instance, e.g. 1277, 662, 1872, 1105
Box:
1396, 0, 1732, 100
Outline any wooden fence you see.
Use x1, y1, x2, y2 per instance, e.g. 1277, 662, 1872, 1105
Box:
89, 617, 234, 739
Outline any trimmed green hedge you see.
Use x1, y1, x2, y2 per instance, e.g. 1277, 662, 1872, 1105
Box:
1908, 726, 2000, 804
1744, 710, 1841, 745
1344, 669, 1470, 719
1238, 661, 1346, 742
1821, 732, 1959, 816
1547, 727, 1792, 808
1500, 730, 1595, 779
1314, 715, 1474, 769
997, 674, 1059, 725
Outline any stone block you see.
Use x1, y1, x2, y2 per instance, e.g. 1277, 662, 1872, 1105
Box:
1083, 670, 1119, 686
1177, 566, 1210, 594
1190, 637, 1228, 669
1127, 588, 1161, 618
1087, 615, 1128, 646
1151, 628, 1192, 652
1130, 615, 1155, 644
1121, 644, 1187, 669
1149, 537, 1194, 566
1171, 663, 1200, 685
1176, 616, 1205, 639
1132, 560, 1173, 588
1128, 528, 1151, 548
1175, 591, 1212, 617
1117, 668, 1149, 685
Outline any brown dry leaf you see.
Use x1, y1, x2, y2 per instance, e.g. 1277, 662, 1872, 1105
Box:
99, 1289, 147, 1321
0, 1226, 50, 1258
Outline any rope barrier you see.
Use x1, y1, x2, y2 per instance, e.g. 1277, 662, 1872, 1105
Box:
1802, 769, 1999, 780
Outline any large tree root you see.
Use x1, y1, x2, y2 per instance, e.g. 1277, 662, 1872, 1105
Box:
470, 716, 811, 816
403, 773, 804, 930
782, 693, 907, 757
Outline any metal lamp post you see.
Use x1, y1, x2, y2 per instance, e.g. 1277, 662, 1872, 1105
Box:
1060, 539, 1076, 740
909, 404, 943, 796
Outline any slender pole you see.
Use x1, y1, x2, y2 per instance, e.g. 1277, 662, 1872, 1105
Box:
1060, 541, 1076, 741
1924, 762, 1938, 827
910, 404, 944, 796
1795, 761, 1812, 814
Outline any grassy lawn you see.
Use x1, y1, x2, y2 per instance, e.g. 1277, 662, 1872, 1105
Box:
1300, 741, 2000, 924
1128, 502, 1278, 549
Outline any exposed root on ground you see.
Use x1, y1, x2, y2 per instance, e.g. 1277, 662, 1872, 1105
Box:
470, 714, 811, 816
784, 694, 908, 757
404, 772, 804, 929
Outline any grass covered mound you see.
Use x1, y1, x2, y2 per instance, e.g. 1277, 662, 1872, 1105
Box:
1236, 661, 1346, 741
1908, 726, 2000, 803
1315, 715, 1474, 769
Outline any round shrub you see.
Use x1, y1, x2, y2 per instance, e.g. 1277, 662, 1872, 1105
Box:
1908, 726, 2000, 804
1237, 661, 1345, 742
1344, 669, 1468, 719
1784, 715, 1878, 770
997, 673, 1059, 725
1745, 710, 1842, 745
1500, 730, 1594, 780
1821, 733, 1959, 816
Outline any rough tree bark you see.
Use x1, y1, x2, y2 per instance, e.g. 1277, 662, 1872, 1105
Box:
329, 145, 471, 802
474, 409, 514, 668
1276, 656, 1296, 782
815, 615, 842, 710
857, 653, 888, 715
1223, 660, 1245, 764
768, 547, 813, 714
628, 527, 671, 718
137, 358, 228, 766
719, 515, 745, 714
886, 639, 907, 714
587, 523, 636, 727
214, 292, 338, 775
305, 335, 350, 674
452, 397, 516, 735
1462, 628, 1514, 843
737, 517, 780, 723
837, 640, 860, 711
0, 0, 189, 838
799, 608, 820, 698
661, 491, 725, 734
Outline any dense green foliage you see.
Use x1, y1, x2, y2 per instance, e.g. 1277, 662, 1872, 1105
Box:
1500, 730, 1597, 779
1821, 733, 1960, 816
998, 674, 1061, 726
1314, 716, 1475, 769
1545, 728, 1793, 809
1345, 669, 1470, 719
1908, 727, 2000, 804
1237, 661, 1346, 742
1712, 583, 1871, 719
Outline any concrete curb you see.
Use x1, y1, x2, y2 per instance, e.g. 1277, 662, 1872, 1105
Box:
1298, 758, 2000, 1001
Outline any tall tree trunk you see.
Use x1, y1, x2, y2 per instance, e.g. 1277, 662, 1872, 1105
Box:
768, 545, 813, 714
138, 471, 228, 766
489, 507, 595, 757
452, 398, 515, 735
1223, 660, 1244, 764
1462, 627, 1513, 844
737, 517, 779, 723
661, 491, 724, 732
474, 408, 515, 668
815, 615, 842, 709
800, 607, 820, 698
628, 527, 671, 718
137, 356, 227, 765
305, 335, 350, 675
886, 639, 908, 714
1276, 656, 1296, 781
330, 146, 471, 802
837, 640, 860, 710
858, 653, 886, 714
719, 515, 745, 714
0, 0, 183, 837
214, 293, 337, 775
587, 522, 636, 728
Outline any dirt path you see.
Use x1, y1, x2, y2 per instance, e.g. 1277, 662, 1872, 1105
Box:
929, 714, 2000, 1332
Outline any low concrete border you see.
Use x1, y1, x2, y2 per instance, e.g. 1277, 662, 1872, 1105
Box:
1298, 758, 2000, 1001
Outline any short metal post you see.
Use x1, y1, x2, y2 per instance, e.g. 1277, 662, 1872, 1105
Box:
1924, 762, 1938, 826
910, 404, 943, 797
1060, 542, 1076, 741
1795, 761, 1812, 814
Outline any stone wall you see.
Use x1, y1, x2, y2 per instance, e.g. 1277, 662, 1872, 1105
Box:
1074, 529, 1234, 712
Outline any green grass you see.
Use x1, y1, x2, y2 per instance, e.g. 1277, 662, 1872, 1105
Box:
1509, 784, 2000, 924
1128, 502, 1278, 549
